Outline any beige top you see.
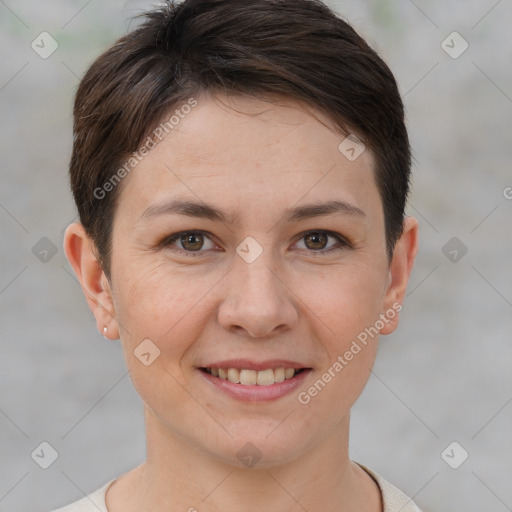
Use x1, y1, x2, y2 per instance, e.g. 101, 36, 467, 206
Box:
49, 464, 422, 512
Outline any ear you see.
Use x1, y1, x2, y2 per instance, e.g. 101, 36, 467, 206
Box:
63, 222, 119, 339
379, 216, 419, 335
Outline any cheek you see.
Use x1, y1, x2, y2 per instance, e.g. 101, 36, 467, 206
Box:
113, 260, 217, 360
295, 264, 383, 403
294, 261, 386, 338
295, 269, 383, 417
116, 258, 184, 323
298, 348, 377, 429
113, 265, 207, 411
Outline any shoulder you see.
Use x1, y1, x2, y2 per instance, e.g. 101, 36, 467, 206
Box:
358, 464, 423, 512
47, 479, 116, 512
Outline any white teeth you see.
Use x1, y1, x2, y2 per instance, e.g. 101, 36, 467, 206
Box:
240, 369, 257, 385
205, 367, 302, 386
227, 368, 240, 383
273, 367, 285, 383
256, 369, 274, 386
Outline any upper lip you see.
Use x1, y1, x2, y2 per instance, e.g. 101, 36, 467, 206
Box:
198, 359, 311, 371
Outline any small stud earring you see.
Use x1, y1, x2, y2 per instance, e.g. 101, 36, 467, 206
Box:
103, 326, 108, 337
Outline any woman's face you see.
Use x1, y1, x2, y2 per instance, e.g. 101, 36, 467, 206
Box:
103, 93, 412, 467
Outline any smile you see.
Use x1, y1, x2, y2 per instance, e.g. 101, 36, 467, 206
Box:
200, 367, 306, 386
198, 365, 312, 401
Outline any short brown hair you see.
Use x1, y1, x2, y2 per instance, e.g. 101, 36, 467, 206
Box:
70, 0, 411, 278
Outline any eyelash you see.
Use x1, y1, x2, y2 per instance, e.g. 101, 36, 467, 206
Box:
160, 230, 351, 257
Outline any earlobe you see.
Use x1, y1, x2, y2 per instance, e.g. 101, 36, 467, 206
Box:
379, 216, 419, 335
63, 222, 120, 339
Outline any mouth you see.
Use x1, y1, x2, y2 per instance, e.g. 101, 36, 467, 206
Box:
199, 367, 309, 386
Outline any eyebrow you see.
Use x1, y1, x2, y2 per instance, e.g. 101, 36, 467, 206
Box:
139, 198, 366, 225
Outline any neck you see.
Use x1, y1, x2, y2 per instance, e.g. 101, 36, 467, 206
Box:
106, 406, 381, 512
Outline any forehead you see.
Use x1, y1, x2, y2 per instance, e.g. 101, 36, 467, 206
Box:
117, 92, 381, 226
160, 93, 354, 166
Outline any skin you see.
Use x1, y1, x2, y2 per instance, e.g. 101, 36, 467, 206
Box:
64, 91, 418, 512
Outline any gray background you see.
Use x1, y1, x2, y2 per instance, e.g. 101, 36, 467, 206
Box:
1, 1, 511, 511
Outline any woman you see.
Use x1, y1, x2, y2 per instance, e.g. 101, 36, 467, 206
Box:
54, 0, 420, 510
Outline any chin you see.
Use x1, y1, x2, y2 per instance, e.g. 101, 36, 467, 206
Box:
206, 429, 307, 469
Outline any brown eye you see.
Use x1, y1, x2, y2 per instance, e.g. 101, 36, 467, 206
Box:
304, 232, 329, 251
162, 231, 215, 255
294, 230, 350, 254
180, 232, 204, 251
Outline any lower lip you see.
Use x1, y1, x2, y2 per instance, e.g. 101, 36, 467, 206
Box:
198, 368, 312, 402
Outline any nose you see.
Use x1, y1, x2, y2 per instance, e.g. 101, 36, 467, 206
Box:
217, 250, 298, 339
